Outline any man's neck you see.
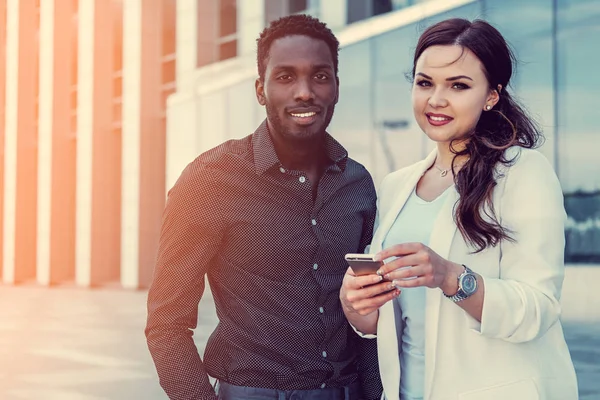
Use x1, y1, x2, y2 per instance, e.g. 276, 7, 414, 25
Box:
268, 128, 327, 173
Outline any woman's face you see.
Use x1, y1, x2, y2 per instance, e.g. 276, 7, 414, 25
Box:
411, 45, 498, 145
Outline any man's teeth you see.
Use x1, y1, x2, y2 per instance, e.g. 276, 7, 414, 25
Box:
290, 112, 316, 118
429, 115, 451, 121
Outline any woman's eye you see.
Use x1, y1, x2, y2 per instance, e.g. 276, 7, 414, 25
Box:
416, 80, 431, 87
452, 82, 470, 90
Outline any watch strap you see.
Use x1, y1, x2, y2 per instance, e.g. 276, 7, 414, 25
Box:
445, 264, 475, 302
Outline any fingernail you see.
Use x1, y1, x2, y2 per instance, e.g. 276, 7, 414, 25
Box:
375, 275, 383, 282
373, 254, 381, 262
385, 274, 391, 280
390, 280, 398, 289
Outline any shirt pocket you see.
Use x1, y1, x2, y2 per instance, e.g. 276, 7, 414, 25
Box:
458, 378, 540, 400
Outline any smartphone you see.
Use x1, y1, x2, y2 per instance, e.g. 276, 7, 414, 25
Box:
345, 253, 383, 276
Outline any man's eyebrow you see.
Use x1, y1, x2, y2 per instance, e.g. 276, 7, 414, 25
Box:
271, 64, 334, 71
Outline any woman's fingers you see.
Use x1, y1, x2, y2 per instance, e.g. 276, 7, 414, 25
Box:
348, 284, 400, 315
376, 254, 423, 277
375, 242, 423, 262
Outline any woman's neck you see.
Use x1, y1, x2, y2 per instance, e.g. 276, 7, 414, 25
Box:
435, 141, 469, 170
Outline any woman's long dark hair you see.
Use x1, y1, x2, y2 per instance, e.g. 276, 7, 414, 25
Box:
413, 18, 542, 252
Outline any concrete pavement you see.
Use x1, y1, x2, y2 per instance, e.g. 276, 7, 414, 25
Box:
0, 266, 599, 399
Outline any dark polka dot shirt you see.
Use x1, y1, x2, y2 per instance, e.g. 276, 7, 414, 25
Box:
145, 120, 382, 400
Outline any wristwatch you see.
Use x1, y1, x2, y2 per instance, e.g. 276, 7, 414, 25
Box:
444, 264, 477, 302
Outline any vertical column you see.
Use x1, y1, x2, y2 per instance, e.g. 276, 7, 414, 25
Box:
167, 0, 199, 191
121, 0, 163, 289
37, 0, 75, 285
238, 0, 264, 58
0, 0, 7, 281
176, 0, 199, 88
3, 0, 37, 284
76, 0, 119, 287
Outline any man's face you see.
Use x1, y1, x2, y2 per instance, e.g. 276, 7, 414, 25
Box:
256, 35, 339, 144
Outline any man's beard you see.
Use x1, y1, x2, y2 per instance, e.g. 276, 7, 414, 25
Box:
265, 101, 335, 144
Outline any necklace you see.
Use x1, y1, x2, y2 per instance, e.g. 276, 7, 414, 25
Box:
434, 165, 450, 177
433, 161, 466, 178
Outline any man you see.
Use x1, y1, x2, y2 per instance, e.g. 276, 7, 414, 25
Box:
145, 14, 382, 400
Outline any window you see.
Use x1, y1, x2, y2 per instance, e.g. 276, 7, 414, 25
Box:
347, 0, 392, 24
162, 0, 176, 119
289, 0, 308, 14
197, 0, 238, 67
347, 0, 430, 24
265, 0, 310, 25
217, 0, 237, 61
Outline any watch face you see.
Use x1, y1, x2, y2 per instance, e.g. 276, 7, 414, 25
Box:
461, 274, 477, 295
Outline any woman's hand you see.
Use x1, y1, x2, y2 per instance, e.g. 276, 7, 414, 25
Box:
339, 267, 400, 335
340, 268, 400, 315
375, 242, 463, 294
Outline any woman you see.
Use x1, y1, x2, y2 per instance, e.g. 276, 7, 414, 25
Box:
340, 18, 578, 400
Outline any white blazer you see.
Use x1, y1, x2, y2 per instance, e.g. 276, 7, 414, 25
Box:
366, 147, 578, 400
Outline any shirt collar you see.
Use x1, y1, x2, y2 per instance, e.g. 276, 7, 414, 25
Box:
252, 119, 348, 175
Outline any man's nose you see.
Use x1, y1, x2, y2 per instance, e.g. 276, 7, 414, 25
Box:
294, 79, 315, 102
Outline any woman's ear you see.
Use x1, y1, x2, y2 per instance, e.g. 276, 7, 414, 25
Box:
486, 85, 501, 109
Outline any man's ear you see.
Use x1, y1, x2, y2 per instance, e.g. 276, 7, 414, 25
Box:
256, 78, 266, 106
334, 76, 340, 105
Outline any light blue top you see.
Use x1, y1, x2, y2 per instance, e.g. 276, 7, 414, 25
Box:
381, 186, 450, 400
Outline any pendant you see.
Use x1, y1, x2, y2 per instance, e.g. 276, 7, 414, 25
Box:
440, 170, 448, 177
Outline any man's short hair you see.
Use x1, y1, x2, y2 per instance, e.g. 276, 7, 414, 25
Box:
256, 14, 340, 81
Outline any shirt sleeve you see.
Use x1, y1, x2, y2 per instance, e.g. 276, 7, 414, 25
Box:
145, 162, 225, 400
353, 174, 383, 399
350, 326, 384, 400
358, 174, 378, 254
349, 173, 383, 339
465, 150, 567, 343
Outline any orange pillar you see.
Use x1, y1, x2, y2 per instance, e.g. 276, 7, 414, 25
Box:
121, 0, 165, 289
37, 0, 75, 285
3, 0, 38, 284
0, 0, 7, 281
76, 0, 120, 286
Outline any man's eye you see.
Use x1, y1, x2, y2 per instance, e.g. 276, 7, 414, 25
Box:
315, 74, 328, 81
277, 75, 292, 81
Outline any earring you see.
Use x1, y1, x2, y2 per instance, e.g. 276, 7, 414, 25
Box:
485, 105, 492, 111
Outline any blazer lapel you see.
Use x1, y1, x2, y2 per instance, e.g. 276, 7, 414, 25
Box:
424, 186, 460, 399
372, 150, 438, 399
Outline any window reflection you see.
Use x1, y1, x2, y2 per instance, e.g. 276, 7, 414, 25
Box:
330, 41, 373, 171
557, 0, 600, 262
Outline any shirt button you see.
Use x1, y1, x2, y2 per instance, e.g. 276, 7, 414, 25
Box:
311, 219, 317, 226
319, 307, 324, 314
299, 176, 306, 183
279, 167, 286, 173
320, 383, 326, 389
313, 263, 318, 270
322, 351, 327, 358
